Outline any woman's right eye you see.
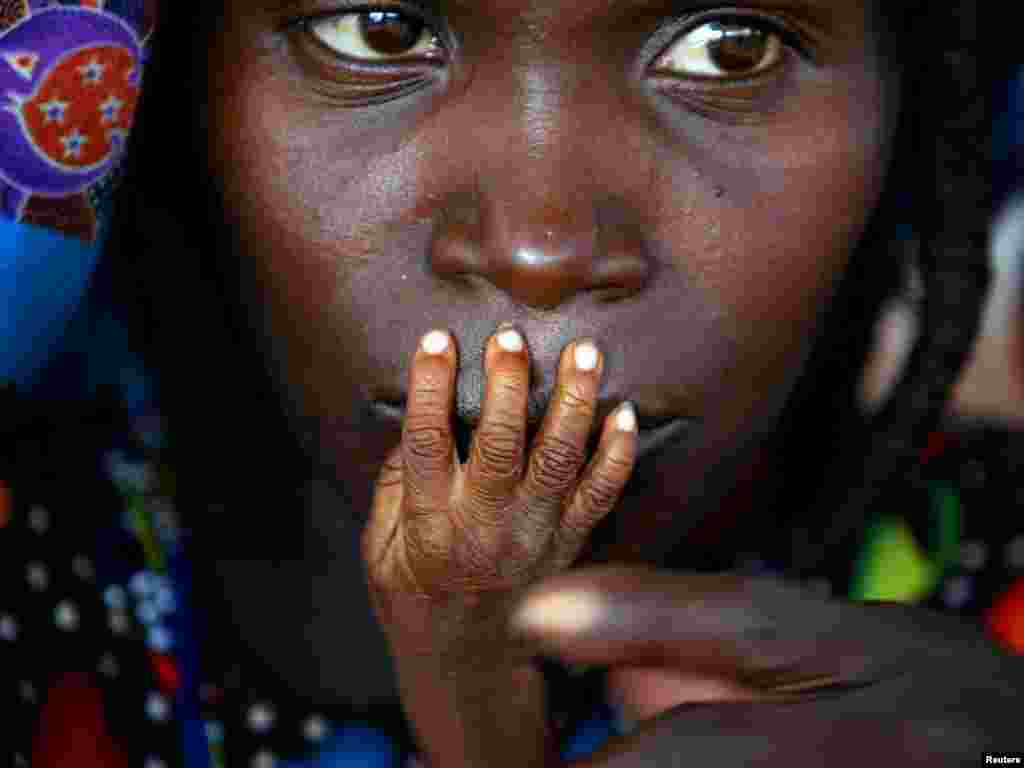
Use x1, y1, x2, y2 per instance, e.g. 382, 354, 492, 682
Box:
308, 11, 445, 63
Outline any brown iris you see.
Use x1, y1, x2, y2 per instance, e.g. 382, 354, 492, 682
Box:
359, 11, 425, 56
706, 22, 771, 74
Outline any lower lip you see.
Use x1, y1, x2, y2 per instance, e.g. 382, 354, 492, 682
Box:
371, 400, 693, 463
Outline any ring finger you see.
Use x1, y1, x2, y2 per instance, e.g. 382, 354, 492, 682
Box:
518, 338, 604, 517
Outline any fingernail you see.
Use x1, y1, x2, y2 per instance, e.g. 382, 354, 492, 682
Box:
497, 327, 524, 353
616, 402, 637, 432
511, 589, 606, 635
574, 341, 599, 371
421, 330, 449, 355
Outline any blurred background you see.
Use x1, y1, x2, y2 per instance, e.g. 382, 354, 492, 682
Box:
860, 66, 1024, 428
4, 65, 1024, 436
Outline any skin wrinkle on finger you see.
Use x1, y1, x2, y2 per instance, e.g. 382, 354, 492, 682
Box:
204, 0, 898, 719
463, 328, 532, 515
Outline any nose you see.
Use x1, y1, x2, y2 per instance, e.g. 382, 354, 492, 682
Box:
432, 185, 651, 311
427, 70, 653, 311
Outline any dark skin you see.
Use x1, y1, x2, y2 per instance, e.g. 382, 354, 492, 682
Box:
200, 0, 1022, 764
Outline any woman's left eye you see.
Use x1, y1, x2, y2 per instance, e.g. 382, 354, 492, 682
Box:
308, 10, 444, 62
652, 18, 790, 80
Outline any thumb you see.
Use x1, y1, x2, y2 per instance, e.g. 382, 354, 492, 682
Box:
508, 564, 912, 695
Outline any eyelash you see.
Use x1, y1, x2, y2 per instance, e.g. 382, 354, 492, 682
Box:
298, 5, 808, 80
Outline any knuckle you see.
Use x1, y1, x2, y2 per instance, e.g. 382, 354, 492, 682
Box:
405, 421, 452, 463
581, 471, 621, 515
529, 436, 585, 494
559, 385, 595, 417
474, 421, 524, 473
465, 485, 509, 520
494, 378, 527, 398
411, 380, 449, 406
601, 451, 634, 480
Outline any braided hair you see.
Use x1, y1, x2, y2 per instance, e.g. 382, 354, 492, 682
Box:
773, 0, 993, 578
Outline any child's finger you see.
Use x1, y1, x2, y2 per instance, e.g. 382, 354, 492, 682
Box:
553, 402, 637, 568
401, 329, 459, 520
518, 339, 604, 519
462, 324, 531, 524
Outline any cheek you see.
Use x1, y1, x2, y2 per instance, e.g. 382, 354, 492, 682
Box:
657, 82, 891, 430
209, 40, 338, 283
206, 24, 438, 331
207, 31, 385, 415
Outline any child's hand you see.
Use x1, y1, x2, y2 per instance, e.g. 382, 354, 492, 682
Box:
362, 325, 637, 665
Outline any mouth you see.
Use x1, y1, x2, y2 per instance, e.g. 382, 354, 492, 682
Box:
371, 398, 693, 464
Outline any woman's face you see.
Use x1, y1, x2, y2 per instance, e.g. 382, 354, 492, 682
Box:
207, 0, 897, 564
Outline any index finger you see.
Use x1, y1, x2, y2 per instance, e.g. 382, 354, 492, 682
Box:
401, 329, 460, 518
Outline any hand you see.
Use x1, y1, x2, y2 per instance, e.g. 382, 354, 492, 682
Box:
510, 565, 1024, 766
362, 325, 638, 663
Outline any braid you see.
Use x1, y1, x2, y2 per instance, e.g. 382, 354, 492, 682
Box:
782, 0, 992, 578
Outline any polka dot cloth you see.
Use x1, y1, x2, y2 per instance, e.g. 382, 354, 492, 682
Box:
3, 383, 1024, 766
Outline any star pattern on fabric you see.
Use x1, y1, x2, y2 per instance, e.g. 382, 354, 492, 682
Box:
21, 46, 138, 170
98, 94, 124, 124
76, 57, 106, 86
38, 97, 69, 126
2, 50, 38, 80
59, 128, 89, 160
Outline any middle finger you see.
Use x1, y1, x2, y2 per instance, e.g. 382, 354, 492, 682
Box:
463, 323, 532, 521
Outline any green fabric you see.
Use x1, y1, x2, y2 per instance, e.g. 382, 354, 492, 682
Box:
848, 480, 962, 603
850, 514, 938, 602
